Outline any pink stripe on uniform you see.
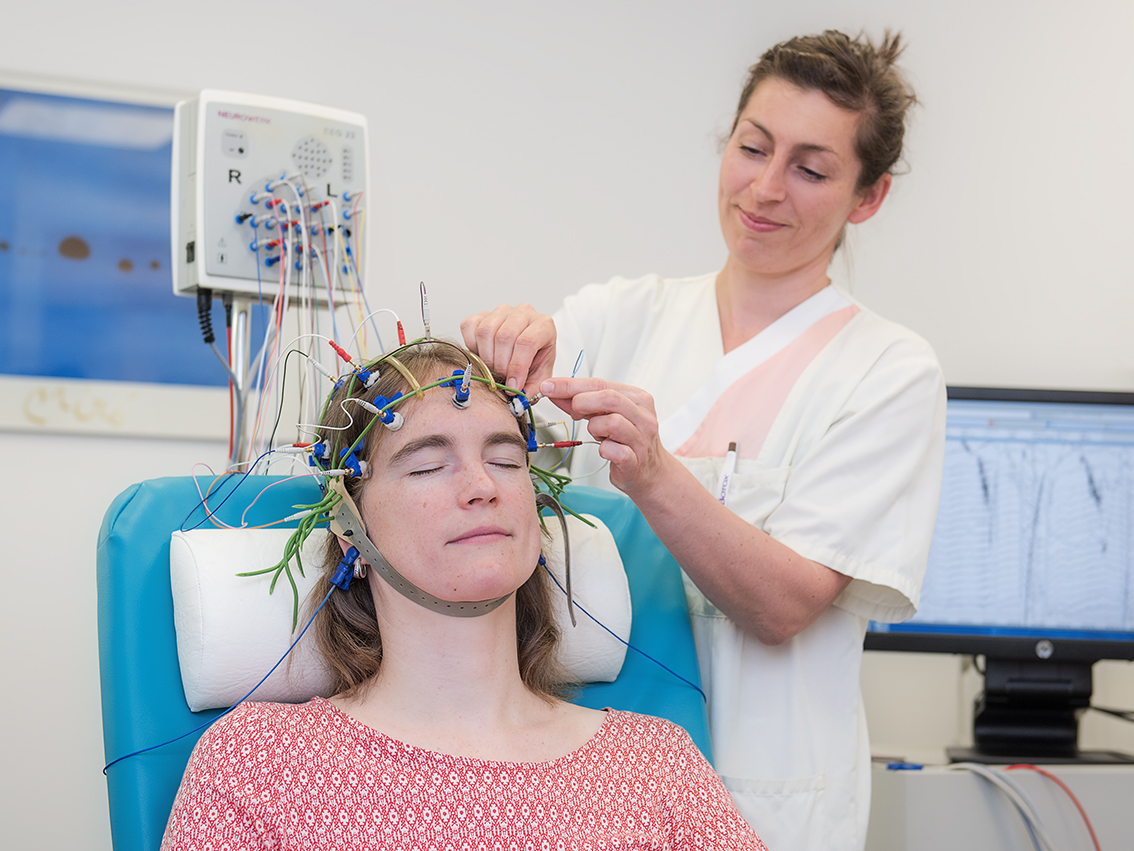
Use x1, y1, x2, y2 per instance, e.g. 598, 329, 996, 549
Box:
675, 306, 860, 460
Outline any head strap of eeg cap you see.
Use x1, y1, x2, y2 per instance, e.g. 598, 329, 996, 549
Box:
536, 492, 576, 627
327, 477, 514, 617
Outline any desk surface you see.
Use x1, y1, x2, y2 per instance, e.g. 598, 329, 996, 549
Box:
866, 761, 1133, 851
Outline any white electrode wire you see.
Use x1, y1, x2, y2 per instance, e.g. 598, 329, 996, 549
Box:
329, 200, 383, 352
345, 308, 401, 359
253, 335, 339, 460
247, 255, 291, 464
324, 199, 341, 292
295, 398, 363, 438
235, 233, 286, 468
308, 244, 342, 345
287, 192, 320, 436
946, 763, 1060, 851
325, 198, 357, 341
295, 178, 343, 349
268, 225, 298, 457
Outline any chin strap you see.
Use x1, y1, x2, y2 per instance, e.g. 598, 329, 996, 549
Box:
536, 492, 576, 627
328, 479, 514, 617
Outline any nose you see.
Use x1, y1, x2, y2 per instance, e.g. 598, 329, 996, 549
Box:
751, 157, 787, 204
459, 462, 499, 506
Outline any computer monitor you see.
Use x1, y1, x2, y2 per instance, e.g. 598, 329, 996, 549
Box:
865, 387, 1134, 762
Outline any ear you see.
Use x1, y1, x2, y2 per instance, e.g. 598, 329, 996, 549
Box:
847, 173, 891, 225
335, 535, 369, 568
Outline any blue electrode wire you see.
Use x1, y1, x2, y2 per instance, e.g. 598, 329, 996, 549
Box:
541, 561, 707, 703
179, 448, 278, 533
103, 583, 336, 775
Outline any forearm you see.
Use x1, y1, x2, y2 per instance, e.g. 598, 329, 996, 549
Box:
629, 451, 850, 645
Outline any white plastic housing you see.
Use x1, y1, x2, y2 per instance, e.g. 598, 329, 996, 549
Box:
171, 90, 369, 299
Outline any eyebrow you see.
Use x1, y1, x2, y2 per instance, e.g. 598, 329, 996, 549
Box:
744, 120, 837, 156
386, 429, 528, 467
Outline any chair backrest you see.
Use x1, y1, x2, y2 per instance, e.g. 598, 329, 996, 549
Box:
97, 476, 708, 851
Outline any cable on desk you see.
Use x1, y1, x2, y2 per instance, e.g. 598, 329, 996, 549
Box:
1090, 705, 1134, 723
946, 762, 1055, 851
1005, 764, 1101, 851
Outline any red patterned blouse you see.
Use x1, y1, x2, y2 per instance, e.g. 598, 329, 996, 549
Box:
162, 698, 767, 850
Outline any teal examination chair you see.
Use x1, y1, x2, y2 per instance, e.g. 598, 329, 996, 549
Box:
97, 477, 709, 851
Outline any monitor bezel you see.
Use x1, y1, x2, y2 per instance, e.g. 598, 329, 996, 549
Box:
864, 385, 1134, 664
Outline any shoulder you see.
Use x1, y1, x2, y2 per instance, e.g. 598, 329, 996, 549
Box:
834, 292, 941, 371
191, 699, 336, 762
803, 296, 944, 421
600, 710, 704, 760
554, 272, 718, 379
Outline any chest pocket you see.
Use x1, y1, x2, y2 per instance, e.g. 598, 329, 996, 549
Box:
722, 773, 826, 851
678, 457, 791, 529
677, 459, 791, 620
723, 463, 791, 528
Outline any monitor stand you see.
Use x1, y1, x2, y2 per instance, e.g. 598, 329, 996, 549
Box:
949, 657, 1134, 765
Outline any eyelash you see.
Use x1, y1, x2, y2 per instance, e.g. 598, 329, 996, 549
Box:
739, 145, 827, 182
407, 459, 524, 477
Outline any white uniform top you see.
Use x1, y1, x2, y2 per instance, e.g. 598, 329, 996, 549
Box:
551, 272, 946, 851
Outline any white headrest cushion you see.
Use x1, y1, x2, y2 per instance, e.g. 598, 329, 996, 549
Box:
170, 514, 630, 712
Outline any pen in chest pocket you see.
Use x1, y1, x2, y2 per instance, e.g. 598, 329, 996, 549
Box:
718, 441, 738, 506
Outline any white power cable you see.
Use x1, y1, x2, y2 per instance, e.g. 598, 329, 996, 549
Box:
946, 762, 1061, 851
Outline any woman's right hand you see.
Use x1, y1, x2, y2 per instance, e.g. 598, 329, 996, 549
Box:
460, 304, 557, 398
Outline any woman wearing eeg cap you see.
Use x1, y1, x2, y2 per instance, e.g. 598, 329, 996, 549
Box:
162, 341, 766, 849
464, 30, 948, 851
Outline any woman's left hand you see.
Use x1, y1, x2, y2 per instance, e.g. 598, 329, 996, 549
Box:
539, 377, 671, 498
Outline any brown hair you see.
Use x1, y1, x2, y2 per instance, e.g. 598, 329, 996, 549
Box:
304, 340, 566, 700
731, 30, 917, 192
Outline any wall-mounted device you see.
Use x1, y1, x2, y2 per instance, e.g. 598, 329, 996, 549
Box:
171, 90, 368, 300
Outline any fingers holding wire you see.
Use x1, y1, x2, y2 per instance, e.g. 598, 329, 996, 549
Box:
539, 377, 664, 496
460, 303, 556, 395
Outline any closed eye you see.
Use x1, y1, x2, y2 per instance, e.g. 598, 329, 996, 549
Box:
799, 166, 827, 181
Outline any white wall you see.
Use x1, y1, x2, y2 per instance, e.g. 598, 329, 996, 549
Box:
2, 2, 1133, 848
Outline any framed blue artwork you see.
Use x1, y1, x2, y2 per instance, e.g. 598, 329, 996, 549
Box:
0, 78, 229, 437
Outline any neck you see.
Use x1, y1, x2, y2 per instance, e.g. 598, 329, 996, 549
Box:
716, 252, 832, 353
333, 594, 549, 750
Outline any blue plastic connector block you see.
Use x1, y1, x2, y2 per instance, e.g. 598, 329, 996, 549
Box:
331, 546, 360, 591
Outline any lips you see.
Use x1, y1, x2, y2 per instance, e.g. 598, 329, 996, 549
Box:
448, 526, 510, 545
738, 208, 786, 232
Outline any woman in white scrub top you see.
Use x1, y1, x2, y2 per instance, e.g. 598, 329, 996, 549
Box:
463, 30, 946, 851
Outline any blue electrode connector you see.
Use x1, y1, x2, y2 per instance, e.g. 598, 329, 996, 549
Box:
331, 546, 361, 591
308, 441, 332, 470
354, 364, 377, 389
450, 365, 473, 408
372, 393, 403, 428
339, 439, 366, 478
